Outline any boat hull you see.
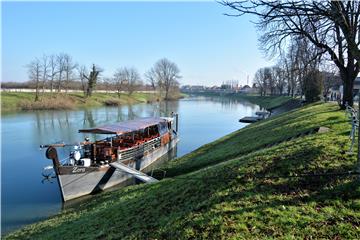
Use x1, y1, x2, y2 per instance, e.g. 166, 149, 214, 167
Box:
57, 137, 178, 201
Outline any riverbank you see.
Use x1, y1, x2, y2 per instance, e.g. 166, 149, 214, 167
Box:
1, 92, 183, 113
188, 91, 294, 109
231, 94, 294, 110
5, 101, 360, 239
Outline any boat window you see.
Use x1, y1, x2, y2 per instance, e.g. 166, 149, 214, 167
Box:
158, 122, 168, 135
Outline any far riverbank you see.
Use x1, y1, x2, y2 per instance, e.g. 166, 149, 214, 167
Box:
186, 91, 296, 110
1, 91, 184, 113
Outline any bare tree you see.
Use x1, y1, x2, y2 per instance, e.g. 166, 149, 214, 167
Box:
253, 68, 266, 96
145, 68, 157, 91
272, 66, 286, 95
152, 58, 181, 100
41, 55, 50, 93
278, 42, 301, 97
264, 67, 275, 95
63, 54, 77, 93
48, 54, 58, 92
115, 67, 141, 96
56, 53, 66, 92
113, 70, 124, 98
27, 58, 42, 101
221, 0, 360, 108
77, 65, 88, 96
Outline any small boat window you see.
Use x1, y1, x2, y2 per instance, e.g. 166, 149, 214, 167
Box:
158, 122, 168, 135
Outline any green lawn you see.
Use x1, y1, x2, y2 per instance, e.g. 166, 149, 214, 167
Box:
5, 102, 360, 239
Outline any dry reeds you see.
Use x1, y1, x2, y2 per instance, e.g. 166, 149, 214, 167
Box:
19, 96, 75, 110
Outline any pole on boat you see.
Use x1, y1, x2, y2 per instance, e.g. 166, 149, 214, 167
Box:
176, 113, 179, 133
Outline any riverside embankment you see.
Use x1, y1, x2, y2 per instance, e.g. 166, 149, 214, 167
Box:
1, 91, 183, 113
5, 98, 360, 239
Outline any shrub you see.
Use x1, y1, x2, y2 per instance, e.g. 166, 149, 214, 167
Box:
104, 99, 122, 106
304, 70, 323, 102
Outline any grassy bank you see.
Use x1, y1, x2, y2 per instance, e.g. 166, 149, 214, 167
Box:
231, 94, 293, 110
1, 92, 183, 113
5, 102, 360, 239
188, 92, 294, 110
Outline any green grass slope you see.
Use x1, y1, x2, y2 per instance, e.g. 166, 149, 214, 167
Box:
5, 103, 360, 239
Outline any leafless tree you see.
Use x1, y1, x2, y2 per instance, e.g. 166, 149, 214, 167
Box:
152, 58, 181, 100
253, 68, 266, 96
77, 65, 88, 96
115, 67, 141, 96
48, 54, 58, 92
145, 68, 157, 91
27, 58, 42, 101
63, 54, 77, 93
264, 67, 275, 95
272, 66, 286, 95
113, 69, 126, 98
41, 55, 50, 93
56, 53, 66, 92
221, 0, 360, 108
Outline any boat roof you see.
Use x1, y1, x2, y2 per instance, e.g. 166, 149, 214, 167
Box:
78, 117, 167, 135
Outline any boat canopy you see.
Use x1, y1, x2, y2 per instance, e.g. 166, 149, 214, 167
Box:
78, 117, 167, 135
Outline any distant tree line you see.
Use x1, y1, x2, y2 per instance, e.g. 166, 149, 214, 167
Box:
9, 53, 181, 101
252, 37, 341, 102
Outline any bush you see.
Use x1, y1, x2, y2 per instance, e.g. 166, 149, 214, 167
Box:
304, 70, 323, 102
104, 99, 122, 106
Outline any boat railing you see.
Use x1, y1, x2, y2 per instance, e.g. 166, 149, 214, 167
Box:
118, 137, 161, 161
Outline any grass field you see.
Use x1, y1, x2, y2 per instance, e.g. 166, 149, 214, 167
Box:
5, 102, 360, 239
1, 91, 183, 113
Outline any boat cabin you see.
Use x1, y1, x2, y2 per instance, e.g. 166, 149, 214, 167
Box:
67, 117, 177, 167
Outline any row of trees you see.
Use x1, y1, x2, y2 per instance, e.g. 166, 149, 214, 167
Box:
26, 53, 181, 101
222, 0, 360, 109
253, 37, 341, 101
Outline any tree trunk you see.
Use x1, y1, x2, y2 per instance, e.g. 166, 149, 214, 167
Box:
165, 90, 169, 100
57, 72, 62, 93
35, 79, 40, 102
50, 78, 54, 92
340, 66, 356, 109
357, 92, 360, 181
342, 79, 354, 108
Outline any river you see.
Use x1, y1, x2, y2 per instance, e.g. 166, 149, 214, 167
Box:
1, 95, 260, 234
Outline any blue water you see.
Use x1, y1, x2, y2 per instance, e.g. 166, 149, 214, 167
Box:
1, 96, 259, 234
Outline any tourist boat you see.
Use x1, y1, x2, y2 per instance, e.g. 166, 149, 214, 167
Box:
41, 115, 179, 202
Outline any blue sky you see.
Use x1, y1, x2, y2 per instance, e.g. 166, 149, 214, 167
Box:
2, 1, 273, 86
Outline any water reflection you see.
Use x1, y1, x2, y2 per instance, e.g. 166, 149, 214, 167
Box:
33, 102, 180, 143
2, 96, 258, 235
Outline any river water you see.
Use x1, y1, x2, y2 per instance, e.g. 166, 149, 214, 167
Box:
1, 96, 259, 234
